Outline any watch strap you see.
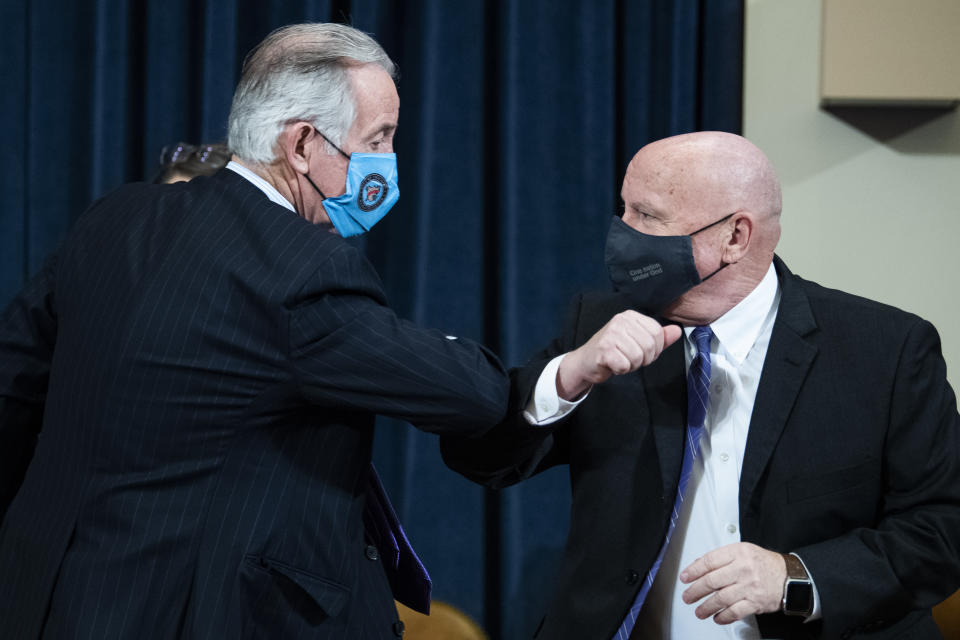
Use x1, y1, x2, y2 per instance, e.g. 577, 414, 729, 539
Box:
782, 552, 808, 580
781, 552, 814, 617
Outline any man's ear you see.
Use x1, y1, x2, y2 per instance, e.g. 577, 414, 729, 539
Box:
279, 122, 315, 175
722, 212, 754, 264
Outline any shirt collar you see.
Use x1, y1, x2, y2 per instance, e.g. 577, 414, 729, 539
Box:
684, 262, 780, 366
226, 161, 296, 213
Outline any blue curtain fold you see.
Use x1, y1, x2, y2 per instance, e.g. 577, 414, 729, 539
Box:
1, 1, 743, 638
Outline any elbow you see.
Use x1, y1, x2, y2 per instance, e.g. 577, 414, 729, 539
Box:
465, 378, 510, 437
439, 440, 518, 490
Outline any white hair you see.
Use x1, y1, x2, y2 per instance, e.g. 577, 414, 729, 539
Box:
227, 23, 396, 164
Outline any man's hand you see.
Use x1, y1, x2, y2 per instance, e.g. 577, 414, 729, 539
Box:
556, 311, 682, 400
679, 542, 786, 624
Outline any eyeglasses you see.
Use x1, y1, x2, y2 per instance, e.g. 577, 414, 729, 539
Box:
159, 142, 228, 167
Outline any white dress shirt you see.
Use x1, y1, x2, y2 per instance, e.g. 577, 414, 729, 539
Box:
526, 264, 820, 639
633, 264, 779, 639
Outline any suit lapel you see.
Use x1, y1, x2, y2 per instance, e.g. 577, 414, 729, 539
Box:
642, 338, 687, 499
739, 257, 819, 515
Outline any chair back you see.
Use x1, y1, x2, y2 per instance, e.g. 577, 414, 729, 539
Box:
395, 600, 489, 640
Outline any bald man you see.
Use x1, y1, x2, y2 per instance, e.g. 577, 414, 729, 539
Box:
441, 132, 960, 639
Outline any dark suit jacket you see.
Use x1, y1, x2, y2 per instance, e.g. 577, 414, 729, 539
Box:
0, 168, 509, 639
441, 257, 960, 639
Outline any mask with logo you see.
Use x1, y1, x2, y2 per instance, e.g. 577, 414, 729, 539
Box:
305, 130, 400, 237
604, 213, 733, 314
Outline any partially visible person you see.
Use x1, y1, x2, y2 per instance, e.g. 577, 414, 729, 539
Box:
152, 142, 232, 184
0, 23, 508, 639
442, 132, 960, 639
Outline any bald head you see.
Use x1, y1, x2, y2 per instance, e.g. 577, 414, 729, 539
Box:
619, 132, 782, 324
627, 131, 781, 224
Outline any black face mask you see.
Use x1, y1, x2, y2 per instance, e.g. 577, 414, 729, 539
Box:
604, 213, 733, 315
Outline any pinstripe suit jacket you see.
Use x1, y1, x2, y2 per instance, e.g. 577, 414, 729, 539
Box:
0, 168, 509, 639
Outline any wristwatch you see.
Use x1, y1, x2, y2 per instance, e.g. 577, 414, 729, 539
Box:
781, 552, 813, 617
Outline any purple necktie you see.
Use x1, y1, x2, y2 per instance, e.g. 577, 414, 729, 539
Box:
613, 326, 713, 639
363, 464, 432, 614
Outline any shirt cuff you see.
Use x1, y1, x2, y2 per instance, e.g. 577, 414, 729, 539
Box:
792, 553, 822, 622
523, 354, 590, 425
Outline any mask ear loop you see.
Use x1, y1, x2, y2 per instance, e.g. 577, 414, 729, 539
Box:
315, 129, 351, 161
689, 211, 736, 236
304, 173, 327, 199
699, 261, 730, 283
690, 212, 738, 282
304, 128, 352, 200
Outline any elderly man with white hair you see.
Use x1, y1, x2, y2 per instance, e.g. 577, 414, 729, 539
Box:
0, 23, 508, 640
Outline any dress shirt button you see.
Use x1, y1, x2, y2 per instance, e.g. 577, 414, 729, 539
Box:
727, 524, 737, 534
625, 569, 640, 585
538, 401, 550, 413
365, 545, 379, 561
392, 620, 405, 637
720, 452, 729, 462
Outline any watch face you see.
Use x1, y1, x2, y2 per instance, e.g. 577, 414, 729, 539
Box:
785, 581, 813, 614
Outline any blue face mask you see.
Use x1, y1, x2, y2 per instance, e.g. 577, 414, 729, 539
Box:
304, 130, 400, 237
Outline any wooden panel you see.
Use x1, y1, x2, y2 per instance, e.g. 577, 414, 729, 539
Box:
935, 588, 960, 640
821, 0, 960, 106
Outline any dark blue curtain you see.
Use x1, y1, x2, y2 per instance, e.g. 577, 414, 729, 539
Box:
1, 1, 743, 637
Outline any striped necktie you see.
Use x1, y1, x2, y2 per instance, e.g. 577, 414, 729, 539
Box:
613, 325, 713, 639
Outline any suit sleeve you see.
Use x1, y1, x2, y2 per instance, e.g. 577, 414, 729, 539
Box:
439, 295, 587, 490
795, 318, 960, 635
0, 253, 58, 522
286, 243, 509, 436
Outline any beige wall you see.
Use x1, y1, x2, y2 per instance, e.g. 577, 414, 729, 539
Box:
743, 0, 960, 387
